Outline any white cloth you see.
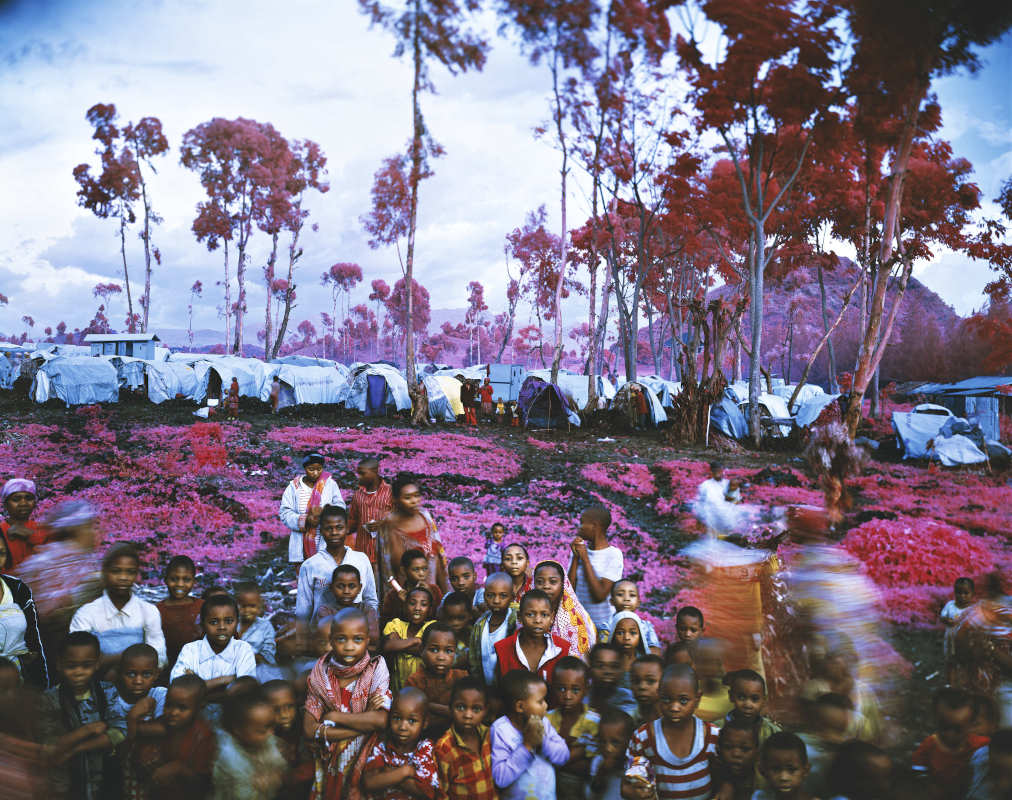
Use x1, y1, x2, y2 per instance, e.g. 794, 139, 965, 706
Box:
278, 475, 345, 562
481, 616, 513, 685
295, 547, 378, 624
70, 591, 167, 668
571, 546, 624, 630
694, 477, 743, 537
0, 578, 28, 660
515, 633, 563, 673
169, 636, 257, 682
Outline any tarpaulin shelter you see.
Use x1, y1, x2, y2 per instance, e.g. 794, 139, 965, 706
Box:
739, 393, 794, 437
530, 369, 615, 410
611, 381, 667, 427
891, 403, 990, 465
794, 393, 840, 429
517, 376, 581, 429
345, 363, 411, 416
192, 357, 263, 404
710, 390, 748, 439
108, 355, 147, 391
773, 383, 826, 412
273, 354, 338, 368
632, 375, 680, 409
423, 375, 464, 421
145, 360, 198, 404
31, 356, 119, 406
258, 365, 348, 409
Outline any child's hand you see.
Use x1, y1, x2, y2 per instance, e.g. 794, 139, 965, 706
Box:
83, 721, 108, 736
151, 762, 181, 785
128, 696, 156, 719
397, 589, 408, 602
406, 636, 422, 653
570, 536, 586, 557
367, 693, 387, 711
623, 776, 655, 800
523, 716, 544, 750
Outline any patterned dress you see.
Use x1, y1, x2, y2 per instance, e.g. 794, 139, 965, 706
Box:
362, 738, 440, 800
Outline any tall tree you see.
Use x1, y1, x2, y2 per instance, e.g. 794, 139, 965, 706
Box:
92, 282, 123, 327
322, 263, 363, 360
359, 0, 487, 384
384, 277, 431, 357
187, 280, 203, 346
369, 279, 392, 358
465, 280, 488, 364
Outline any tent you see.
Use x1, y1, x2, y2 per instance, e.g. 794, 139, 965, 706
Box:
273, 354, 338, 368
423, 375, 464, 421
0, 351, 25, 390
892, 403, 962, 461
517, 376, 581, 429
258, 365, 348, 409
108, 355, 147, 391
529, 369, 616, 410
710, 390, 748, 439
31, 356, 119, 406
345, 364, 411, 416
773, 383, 826, 412
795, 393, 841, 429
633, 375, 681, 409
192, 357, 263, 404
145, 360, 198, 404
611, 381, 667, 427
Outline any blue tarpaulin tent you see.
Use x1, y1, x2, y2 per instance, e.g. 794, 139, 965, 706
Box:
366, 374, 387, 416
517, 376, 581, 429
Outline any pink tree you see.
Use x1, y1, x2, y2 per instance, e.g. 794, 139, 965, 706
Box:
369, 279, 391, 358
93, 283, 123, 328
465, 280, 488, 364
383, 277, 431, 360
321, 262, 363, 360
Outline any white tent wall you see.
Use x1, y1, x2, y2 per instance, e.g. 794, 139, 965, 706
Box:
422, 375, 455, 422
892, 404, 954, 460
773, 383, 825, 412
146, 361, 198, 404
432, 376, 464, 417
631, 375, 681, 409
259, 365, 349, 408
192, 358, 262, 404
31, 356, 119, 406
108, 356, 146, 390
345, 365, 412, 414
0, 353, 21, 390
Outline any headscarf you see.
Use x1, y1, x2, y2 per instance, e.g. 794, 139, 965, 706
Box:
1, 479, 35, 502
302, 452, 325, 468
44, 499, 95, 531
534, 559, 596, 658
610, 610, 649, 655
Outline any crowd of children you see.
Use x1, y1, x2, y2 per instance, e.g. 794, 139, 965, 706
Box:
1, 464, 1012, 800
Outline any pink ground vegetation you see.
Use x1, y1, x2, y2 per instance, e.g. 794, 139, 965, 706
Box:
580, 462, 657, 498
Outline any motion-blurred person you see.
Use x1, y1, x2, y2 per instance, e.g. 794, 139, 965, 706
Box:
0, 542, 47, 687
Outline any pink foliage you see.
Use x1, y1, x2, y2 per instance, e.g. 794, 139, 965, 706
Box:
188, 423, 227, 469
526, 437, 567, 453
580, 462, 657, 498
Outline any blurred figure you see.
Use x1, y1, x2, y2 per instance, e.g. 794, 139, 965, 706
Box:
967, 728, 1012, 800
951, 574, 1012, 725
826, 740, 894, 800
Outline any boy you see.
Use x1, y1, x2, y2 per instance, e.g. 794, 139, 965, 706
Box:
798, 693, 852, 796
447, 556, 478, 611
491, 670, 570, 800
439, 591, 473, 669
548, 656, 600, 797
310, 564, 381, 650
70, 542, 167, 675
494, 589, 570, 684
116, 642, 167, 724
235, 582, 277, 666
694, 461, 741, 537
381, 548, 443, 627
483, 523, 506, 579
158, 555, 203, 669
295, 505, 377, 651
629, 654, 664, 724
40, 631, 129, 800
912, 687, 989, 799
405, 622, 467, 738
435, 677, 496, 800
694, 637, 733, 724
568, 505, 624, 632
346, 456, 393, 580
588, 707, 635, 800
587, 643, 637, 717
469, 572, 517, 686
675, 606, 705, 644
722, 669, 781, 745
755, 731, 813, 800
262, 679, 313, 800
601, 580, 662, 654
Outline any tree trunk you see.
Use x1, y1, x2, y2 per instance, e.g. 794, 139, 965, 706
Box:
586, 225, 599, 408
271, 220, 302, 361
403, 5, 423, 385
870, 364, 880, 418
119, 215, 135, 332
595, 263, 611, 376
263, 231, 279, 362
748, 226, 765, 447
233, 191, 250, 355
817, 262, 839, 393
549, 45, 568, 386
139, 173, 153, 332
845, 80, 927, 436
223, 239, 231, 351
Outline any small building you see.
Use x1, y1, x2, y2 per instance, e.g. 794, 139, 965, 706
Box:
84, 333, 160, 360
911, 376, 1012, 442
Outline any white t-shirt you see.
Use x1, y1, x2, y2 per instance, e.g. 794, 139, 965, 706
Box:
571, 546, 624, 629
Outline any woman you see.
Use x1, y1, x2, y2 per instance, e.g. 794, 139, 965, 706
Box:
1, 478, 49, 571
279, 452, 346, 563
0, 538, 47, 687
376, 474, 449, 595
409, 380, 430, 428
532, 560, 596, 660
226, 376, 240, 419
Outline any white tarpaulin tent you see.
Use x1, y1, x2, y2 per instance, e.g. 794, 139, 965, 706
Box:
422, 375, 457, 422
192, 358, 263, 404
108, 355, 147, 390
0, 352, 23, 390
259, 365, 348, 408
145, 360, 198, 404
795, 393, 840, 428
31, 356, 119, 406
774, 383, 826, 412
529, 369, 616, 410
633, 375, 681, 408
273, 354, 338, 368
892, 404, 955, 460
427, 375, 464, 419
345, 364, 412, 414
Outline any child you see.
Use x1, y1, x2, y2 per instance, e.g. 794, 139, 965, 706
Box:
382, 586, 434, 691
491, 670, 570, 800
279, 452, 345, 564
303, 608, 392, 800
494, 588, 570, 683
261, 679, 313, 800
623, 663, 719, 800
346, 456, 394, 583
133, 674, 215, 799
296, 505, 377, 649
40, 631, 129, 800
269, 376, 281, 414
439, 591, 473, 669
469, 572, 518, 686
234, 582, 277, 667
694, 638, 734, 724
798, 693, 852, 796
967, 728, 1012, 800
226, 377, 240, 419
508, 400, 519, 427
434, 677, 496, 800
723, 669, 782, 746
158, 555, 204, 668
311, 564, 381, 651
588, 642, 638, 717
611, 611, 651, 681
380, 549, 443, 629
710, 717, 759, 799
664, 641, 695, 667
589, 707, 635, 800
70, 542, 168, 675
496, 397, 506, 424
212, 691, 286, 800
548, 656, 600, 798
405, 622, 467, 739
170, 594, 257, 712
753, 731, 813, 800
483, 523, 506, 579
602, 580, 662, 654
630, 654, 664, 724
568, 505, 624, 632
911, 687, 989, 799
941, 577, 975, 670
361, 686, 441, 799
825, 740, 894, 800
447, 556, 478, 611
676, 606, 705, 645
502, 543, 532, 608
802, 649, 882, 743
116, 643, 167, 743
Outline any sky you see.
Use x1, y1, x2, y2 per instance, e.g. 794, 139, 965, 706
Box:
0, 0, 1010, 344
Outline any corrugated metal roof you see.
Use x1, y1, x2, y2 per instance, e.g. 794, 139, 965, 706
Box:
918, 376, 1012, 396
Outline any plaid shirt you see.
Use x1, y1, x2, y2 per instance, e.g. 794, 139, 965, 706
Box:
435, 725, 498, 800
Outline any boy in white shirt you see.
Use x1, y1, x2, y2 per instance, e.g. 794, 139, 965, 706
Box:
568, 505, 624, 633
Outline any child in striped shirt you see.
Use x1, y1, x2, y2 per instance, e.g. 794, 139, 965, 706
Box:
623, 663, 718, 800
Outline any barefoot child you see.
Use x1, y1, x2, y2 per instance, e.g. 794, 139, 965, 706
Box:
548, 656, 600, 797
212, 691, 286, 800
303, 608, 392, 800
383, 586, 435, 691
235, 583, 277, 667
622, 663, 719, 800
491, 670, 570, 800
494, 589, 570, 684
435, 677, 496, 800
469, 572, 518, 686
630, 655, 664, 724
361, 687, 441, 799
405, 622, 466, 739
157, 556, 203, 668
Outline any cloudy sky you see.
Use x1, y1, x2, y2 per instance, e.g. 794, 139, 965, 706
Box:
1, 0, 1010, 344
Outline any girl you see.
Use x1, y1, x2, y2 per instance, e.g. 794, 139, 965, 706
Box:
303, 608, 391, 800
157, 555, 203, 668
501, 543, 532, 609
262, 680, 313, 800
377, 474, 448, 595
212, 693, 286, 800
622, 664, 719, 800
606, 580, 662, 655
279, 452, 345, 564
226, 377, 240, 419
0, 538, 47, 687
382, 586, 434, 691
361, 687, 441, 799
482, 523, 506, 584
533, 559, 596, 661
611, 611, 650, 684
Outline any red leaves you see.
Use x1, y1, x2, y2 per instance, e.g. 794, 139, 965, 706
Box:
187, 423, 227, 470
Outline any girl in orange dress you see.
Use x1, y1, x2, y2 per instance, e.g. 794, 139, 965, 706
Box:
376, 475, 449, 598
